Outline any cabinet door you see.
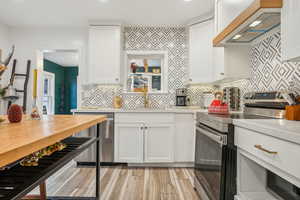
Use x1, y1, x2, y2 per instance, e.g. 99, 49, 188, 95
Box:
189, 20, 214, 84
174, 114, 195, 162
282, 0, 300, 62
214, 0, 223, 35
89, 26, 121, 84
114, 123, 144, 163
144, 124, 174, 163
219, 0, 253, 32
213, 47, 225, 81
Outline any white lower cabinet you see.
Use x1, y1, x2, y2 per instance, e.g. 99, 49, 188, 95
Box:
115, 122, 174, 163
174, 114, 195, 162
235, 126, 300, 199
115, 123, 144, 163
114, 113, 195, 164
144, 124, 174, 163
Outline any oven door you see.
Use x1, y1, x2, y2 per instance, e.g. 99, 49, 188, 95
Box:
195, 123, 227, 200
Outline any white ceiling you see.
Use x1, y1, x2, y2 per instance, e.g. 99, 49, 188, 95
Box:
0, 0, 214, 27
44, 51, 79, 67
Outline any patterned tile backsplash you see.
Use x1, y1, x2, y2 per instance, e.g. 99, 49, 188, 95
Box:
82, 28, 300, 109
82, 26, 193, 109
221, 31, 300, 95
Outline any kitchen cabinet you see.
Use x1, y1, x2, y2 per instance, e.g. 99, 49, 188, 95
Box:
88, 25, 122, 84
213, 45, 251, 82
189, 19, 214, 84
214, 0, 253, 35
235, 125, 300, 199
115, 123, 144, 163
114, 113, 176, 163
144, 124, 174, 163
115, 122, 174, 163
174, 114, 195, 162
281, 0, 300, 62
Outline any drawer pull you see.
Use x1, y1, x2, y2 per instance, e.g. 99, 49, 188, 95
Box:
254, 145, 278, 155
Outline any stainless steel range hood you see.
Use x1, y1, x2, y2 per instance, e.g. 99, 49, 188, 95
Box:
213, 0, 282, 47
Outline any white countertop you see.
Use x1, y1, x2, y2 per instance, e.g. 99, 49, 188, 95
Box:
233, 119, 300, 145
72, 106, 208, 114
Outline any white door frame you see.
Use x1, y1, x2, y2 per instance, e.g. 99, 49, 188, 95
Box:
36, 49, 82, 113
42, 71, 55, 114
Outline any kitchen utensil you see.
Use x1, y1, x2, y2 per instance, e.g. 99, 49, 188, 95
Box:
285, 105, 300, 121
223, 87, 240, 111
281, 91, 296, 105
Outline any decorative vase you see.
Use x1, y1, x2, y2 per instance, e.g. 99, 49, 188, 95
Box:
8, 104, 23, 123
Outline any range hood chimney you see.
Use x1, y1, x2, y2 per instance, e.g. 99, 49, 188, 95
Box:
213, 0, 282, 47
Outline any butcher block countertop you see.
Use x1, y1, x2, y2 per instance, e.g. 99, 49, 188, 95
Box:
0, 115, 106, 168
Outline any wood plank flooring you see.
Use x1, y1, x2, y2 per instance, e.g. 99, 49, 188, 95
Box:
31, 166, 200, 200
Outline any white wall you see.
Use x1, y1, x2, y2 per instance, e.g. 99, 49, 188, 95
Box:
0, 22, 10, 82
0, 22, 11, 114
7, 27, 89, 112
0, 22, 10, 54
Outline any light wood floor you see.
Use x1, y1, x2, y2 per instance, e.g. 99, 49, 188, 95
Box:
31, 166, 200, 200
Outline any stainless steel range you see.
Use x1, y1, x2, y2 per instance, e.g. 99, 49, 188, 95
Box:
194, 91, 288, 200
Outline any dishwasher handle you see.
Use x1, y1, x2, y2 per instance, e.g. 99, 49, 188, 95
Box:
196, 126, 227, 145
105, 118, 114, 139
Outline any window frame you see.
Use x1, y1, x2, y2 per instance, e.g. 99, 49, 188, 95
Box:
123, 50, 169, 94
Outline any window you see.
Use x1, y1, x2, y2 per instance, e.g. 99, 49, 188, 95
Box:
124, 51, 168, 93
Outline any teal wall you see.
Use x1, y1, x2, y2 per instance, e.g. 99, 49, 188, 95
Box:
44, 59, 78, 114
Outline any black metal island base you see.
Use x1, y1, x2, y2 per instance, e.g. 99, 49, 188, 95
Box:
0, 115, 106, 200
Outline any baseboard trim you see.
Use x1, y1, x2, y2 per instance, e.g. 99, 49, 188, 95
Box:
76, 162, 127, 167
128, 162, 194, 168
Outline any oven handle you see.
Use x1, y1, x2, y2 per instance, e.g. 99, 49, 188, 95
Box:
196, 126, 227, 145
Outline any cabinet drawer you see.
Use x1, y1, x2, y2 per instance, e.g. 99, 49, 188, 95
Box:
235, 127, 300, 180
115, 113, 174, 124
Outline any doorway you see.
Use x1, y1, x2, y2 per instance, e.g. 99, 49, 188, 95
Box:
41, 50, 79, 115
42, 71, 55, 114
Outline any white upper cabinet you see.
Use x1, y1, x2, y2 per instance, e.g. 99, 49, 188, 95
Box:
215, 0, 253, 35
88, 25, 122, 84
189, 19, 214, 84
281, 0, 300, 62
213, 45, 251, 82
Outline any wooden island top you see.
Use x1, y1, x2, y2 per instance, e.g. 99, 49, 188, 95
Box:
0, 115, 106, 168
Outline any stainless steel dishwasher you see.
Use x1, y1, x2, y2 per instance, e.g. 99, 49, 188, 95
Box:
74, 112, 114, 165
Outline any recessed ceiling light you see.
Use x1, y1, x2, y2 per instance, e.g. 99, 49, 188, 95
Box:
232, 34, 242, 40
98, 0, 109, 3
184, 0, 193, 2
249, 20, 262, 27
